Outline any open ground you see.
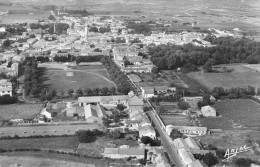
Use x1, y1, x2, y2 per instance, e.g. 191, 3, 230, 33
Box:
188, 64, 260, 90
38, 62, 116, 94
0, 136, 78, 152
0, 104, 43, 121
0, 154, 95, 167
200, 99, 260, 130
0, 123, 102, 137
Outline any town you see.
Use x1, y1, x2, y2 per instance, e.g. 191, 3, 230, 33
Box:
0, 0, 260, 167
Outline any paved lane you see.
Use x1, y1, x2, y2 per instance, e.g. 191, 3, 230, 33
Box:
145, 102, 186, 167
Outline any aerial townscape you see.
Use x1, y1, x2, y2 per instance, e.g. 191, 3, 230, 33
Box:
0, 0, 260, 166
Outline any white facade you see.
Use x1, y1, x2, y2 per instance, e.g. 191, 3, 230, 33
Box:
0, 80, 12, 96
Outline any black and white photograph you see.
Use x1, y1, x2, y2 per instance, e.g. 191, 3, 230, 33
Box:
0, 0, 259, 166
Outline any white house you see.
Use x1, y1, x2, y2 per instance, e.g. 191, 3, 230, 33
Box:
166, 125, 208, 136
141, 87, 155, 99
0, 79, 12, 96
201, 105, 217, 117
40, 108, 52, 119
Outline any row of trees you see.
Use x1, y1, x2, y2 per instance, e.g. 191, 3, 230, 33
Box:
0, 95, 17, 105
53, 55, 76, 62
63, 9, 94, 16
148, 36, 260, 72
23, 58, 39, 96
75, 130, 104, 143
52, 55, 105, 63
75, 55, 104, 64
29, 23, 69, 34
211, 86, 259, 100
127, 22, 152, 36
150, 94, 179, 103
39, 87, 117, 101
101, 57, 134, 95
36, 56, 50, 63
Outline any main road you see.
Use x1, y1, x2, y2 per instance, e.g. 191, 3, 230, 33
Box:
144, 101, 186, 167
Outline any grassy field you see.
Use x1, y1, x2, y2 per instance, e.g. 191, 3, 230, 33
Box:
38, 63, 115, 94
0, 154, 94, 167
160, 115, 193, 126
200, 99, 260, 130
0, 136, 78, 152
188, 64, 260, 90
196, 130, 260, 162
0, 104, 42, 121
76, 136, 139, 157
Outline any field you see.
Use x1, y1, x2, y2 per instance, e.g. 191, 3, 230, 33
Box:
0, 136, 78, 152
188, 64, 260, 90
0, 104, 42, 121
160, 115, 193, 126
196, 130, 260, 163
200, 99, 260, 130
0, 154, 94, 167
0, 124, 101, 137
38, 63, 116, 94
76, 136, 139, 157
0, 5, 48, 24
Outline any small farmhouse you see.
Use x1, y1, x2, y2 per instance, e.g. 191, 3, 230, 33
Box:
201, 105, 217, 117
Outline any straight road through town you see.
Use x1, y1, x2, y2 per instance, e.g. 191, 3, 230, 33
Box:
145, 102, 186, 167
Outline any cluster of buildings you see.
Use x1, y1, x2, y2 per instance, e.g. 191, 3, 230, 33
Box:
113, 45, 155, 73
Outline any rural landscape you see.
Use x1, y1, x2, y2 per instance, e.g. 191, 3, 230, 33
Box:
0, 0, 259, 167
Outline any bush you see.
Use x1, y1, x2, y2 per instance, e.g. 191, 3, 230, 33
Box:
75, 130, 103, 143
140, 136, 153, 145
169, 129, 184, 140
178, 100, 190, 110
108, 129, 122, 139
232, 158, 253, 167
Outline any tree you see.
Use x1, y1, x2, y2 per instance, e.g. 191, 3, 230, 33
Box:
151, 67, 159, 73
169, 129, 184, 140
76, 89, 83, 97
202, 93, 211, 105
48, 15, 56, 21
2, 40, 10, 47
7, 61, 12, 68
67, 89, 74, 97
232, 158, 253, 167
108, 129, 122, 139
102, 117, 111, 127
29, 34, 36, 38
203, 60, 213, 73
140, 136, 153, 144
0, 72, 7, 79
178, 100, 190, 110
116, 104, 126, 111
113, 111, 120, 123
75, 57, 81, 65
100, 87, 109, 95
50, 90, 57, 98
202, 153, 218, 166
75, 130, 97, 143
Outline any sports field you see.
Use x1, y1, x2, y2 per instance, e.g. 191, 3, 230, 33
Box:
188, 64, 260, 90
38, 63, 116, 94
